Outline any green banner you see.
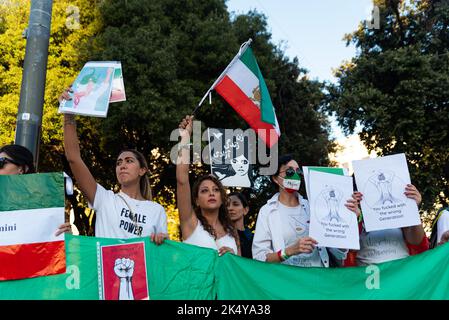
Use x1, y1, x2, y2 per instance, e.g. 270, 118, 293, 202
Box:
2, 234, 449, 300
215, 243, 449, 299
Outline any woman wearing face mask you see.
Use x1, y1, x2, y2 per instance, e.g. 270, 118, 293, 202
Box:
0, 144, 71, 236
252, 154, 359, 267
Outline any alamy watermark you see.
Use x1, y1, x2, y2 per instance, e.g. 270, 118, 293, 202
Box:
169, 121, 278, 176
366, 4, 380, 30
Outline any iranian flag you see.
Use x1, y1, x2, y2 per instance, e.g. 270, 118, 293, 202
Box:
0, 172, 66, 280
214, 46, 280, 147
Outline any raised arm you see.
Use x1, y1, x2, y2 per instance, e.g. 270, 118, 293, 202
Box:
176, 115, 197, 239
60, 87, 97, 205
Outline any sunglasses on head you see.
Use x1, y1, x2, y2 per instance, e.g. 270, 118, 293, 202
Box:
0, 157, 20, 169
280, 167, 302, 178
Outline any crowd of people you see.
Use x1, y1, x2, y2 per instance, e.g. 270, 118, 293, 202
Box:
1, 87, 448, 270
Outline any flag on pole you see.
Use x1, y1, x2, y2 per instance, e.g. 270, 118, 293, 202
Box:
0, 172, 66, 281
211, 43, 280, 147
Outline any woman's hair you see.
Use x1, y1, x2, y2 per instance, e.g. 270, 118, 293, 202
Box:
228, 192, 249, 209
192, 175, 238, 242
273, 154, 295, 177
0, 144, 35, 174
118, 149, 152, 200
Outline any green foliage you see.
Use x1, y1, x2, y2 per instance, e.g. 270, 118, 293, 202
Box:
1, 0, 334, 236
326, 0, 449, 212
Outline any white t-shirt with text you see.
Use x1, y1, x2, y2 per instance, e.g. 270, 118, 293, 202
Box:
91, 184, 167, 239
357, 228, 409, 265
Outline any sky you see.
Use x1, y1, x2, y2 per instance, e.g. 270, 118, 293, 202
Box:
226, 0, 374, 139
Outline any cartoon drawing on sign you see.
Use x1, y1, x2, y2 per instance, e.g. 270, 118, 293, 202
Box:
209, 129, 253, 188
319, 186, 345, 223
114, 258, 134, 300
369, 170, 399, 206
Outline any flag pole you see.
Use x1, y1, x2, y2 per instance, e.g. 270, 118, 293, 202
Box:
192, 38, 253, 115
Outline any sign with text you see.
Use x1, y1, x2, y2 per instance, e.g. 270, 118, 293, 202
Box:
308, 170, 359, 250
352, 153, 421, 232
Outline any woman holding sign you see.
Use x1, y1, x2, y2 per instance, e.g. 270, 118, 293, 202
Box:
252, 154, 359, 267
348, 186, 428, 266
0, 144, 71, 236
59, 88, 168, 243
176, 115, 240, 256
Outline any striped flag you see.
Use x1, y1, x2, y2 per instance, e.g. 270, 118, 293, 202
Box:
214, 46, 280, 148
0, 172, 66, 280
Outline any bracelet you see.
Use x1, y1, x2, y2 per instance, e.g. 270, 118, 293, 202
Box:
277, 249, 283, 261
281, 248, 290, 261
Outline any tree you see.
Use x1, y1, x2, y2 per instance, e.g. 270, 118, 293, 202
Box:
326, 0, 449, 213
1, 0, 334, 237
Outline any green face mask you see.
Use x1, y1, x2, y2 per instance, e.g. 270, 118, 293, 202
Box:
280, 168, 301, 192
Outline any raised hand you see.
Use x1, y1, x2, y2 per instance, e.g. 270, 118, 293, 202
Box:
114, 258, 135, 278
178, 115, 194, 140
404, 184, 422, 206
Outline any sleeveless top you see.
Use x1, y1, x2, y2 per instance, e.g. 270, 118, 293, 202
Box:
183, 220, 238, 254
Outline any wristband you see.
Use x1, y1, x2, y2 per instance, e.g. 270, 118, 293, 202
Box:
281, 248, 290, 261
277, 249, 283, 261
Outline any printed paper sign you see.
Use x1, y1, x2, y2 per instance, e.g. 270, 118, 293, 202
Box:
308, 170, 359, 250
352, 153, 421, 232
303, 166, 348, 200
59, 61, 124, 117
207, 128, 253, 188
99, 242, 149, 300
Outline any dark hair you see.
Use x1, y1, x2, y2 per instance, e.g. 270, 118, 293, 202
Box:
0, 144, 35, 174
229, 192, 249, 208
118, 149, 152, 200
192, 175, 239, 244
274, 154, 295, 176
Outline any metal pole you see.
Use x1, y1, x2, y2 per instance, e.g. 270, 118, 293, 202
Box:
14, 0, 53, 169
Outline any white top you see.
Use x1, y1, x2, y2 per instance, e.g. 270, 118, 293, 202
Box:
356, 228, 409, 265
277, 202, 322, 267
183, 220, 238, 254
437, 209, 449, 243
90, 184, 167, 238
252, 192, 347, 267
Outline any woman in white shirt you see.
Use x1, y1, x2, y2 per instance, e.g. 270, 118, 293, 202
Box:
59, 88, 168, 242
252, 154, 359, 267
176, 115, 240, 256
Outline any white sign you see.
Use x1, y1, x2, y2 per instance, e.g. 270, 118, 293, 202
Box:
308, 171, 360, 250
352, 153, 421, 232
303, 166, 349, 200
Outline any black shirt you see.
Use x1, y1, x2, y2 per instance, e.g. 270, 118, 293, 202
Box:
238, 228, 254, 259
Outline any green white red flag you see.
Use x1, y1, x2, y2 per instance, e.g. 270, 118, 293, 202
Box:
0, 172, 66, 280
213, 43, 280, 147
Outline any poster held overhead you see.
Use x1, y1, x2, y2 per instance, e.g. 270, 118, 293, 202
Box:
352, 153, 421, 232
207, 128, 253, 188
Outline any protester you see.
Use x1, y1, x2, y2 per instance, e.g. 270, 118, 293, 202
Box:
429, 206, 449, 247
0, 144, 71, 236
228, 192, 253, 258
348, 184, 429, 266
176, 115, 240, 256
59, 87, 168, 242
252, 154, 358, 267
430, 164, 449, 248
